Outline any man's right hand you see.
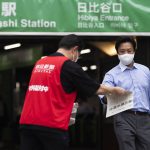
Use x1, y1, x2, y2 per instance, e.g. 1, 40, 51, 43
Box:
111, 86, 127, 95
97, 84, 127, 95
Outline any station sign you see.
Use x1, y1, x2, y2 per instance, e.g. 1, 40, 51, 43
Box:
0, 0, 149, 35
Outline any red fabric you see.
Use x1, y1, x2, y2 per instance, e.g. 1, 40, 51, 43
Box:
20, 56, 77, 130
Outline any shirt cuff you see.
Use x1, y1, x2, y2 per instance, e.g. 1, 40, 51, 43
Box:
98, 95, 107, 104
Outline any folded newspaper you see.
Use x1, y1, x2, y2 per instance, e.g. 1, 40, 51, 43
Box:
69, 102, 78, 126
106, 91, 133, 118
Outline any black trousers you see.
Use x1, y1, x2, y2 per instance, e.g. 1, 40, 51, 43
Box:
114, 111, 150, 150
20, 128, 69, 150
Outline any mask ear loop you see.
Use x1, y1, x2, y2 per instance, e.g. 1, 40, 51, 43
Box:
72, 53, 75, 62
75, 50, 79, 62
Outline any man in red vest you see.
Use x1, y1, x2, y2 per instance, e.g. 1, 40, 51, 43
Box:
19, 34, 125, 150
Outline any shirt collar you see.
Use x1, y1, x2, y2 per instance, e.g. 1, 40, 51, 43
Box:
49, 52, 64, 56
119, 62, 137, 72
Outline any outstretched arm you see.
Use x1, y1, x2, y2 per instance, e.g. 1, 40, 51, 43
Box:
96, 84, 126, 95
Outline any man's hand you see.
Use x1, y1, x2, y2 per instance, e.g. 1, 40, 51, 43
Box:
111, 87, 127, 95
97, 84, 127, 95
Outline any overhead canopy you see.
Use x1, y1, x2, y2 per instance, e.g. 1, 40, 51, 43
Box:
0, 0, 149, 36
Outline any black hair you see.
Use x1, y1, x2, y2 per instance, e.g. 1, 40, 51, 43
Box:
58, 34, 84, 52
115, 36, 136, 52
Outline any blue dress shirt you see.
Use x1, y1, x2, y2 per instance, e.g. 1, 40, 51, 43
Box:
101, 62, 150, 112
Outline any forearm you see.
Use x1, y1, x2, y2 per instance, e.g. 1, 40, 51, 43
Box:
96, 84, 112, 95
96, 84, 125, 95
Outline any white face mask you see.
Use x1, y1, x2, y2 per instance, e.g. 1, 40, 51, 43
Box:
118, 53, 135, 66
72, 54, 79, 62
72, 50, 79, 62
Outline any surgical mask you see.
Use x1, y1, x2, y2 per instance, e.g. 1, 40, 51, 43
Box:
72, 54, 79, 62
118, 53, 134, 65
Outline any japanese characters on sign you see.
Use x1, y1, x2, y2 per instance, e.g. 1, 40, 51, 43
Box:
0, 2, 56, 29
77, 1, 139, 30
1, 2, 16, 17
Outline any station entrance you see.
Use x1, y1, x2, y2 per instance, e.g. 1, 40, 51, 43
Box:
0, 36, 149, 150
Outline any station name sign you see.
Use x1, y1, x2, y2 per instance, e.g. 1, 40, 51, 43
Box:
0, 0, 149, 35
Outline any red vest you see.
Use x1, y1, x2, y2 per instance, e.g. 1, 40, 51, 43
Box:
20, 56, 77, 130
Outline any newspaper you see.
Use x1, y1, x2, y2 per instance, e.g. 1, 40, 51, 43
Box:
106, 91, 133, 118
69, 102, 78, 126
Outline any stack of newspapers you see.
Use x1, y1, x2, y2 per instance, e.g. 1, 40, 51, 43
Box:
69, 103, 78, 126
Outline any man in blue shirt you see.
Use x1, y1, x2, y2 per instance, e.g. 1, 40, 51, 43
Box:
101, 36, 150, 150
